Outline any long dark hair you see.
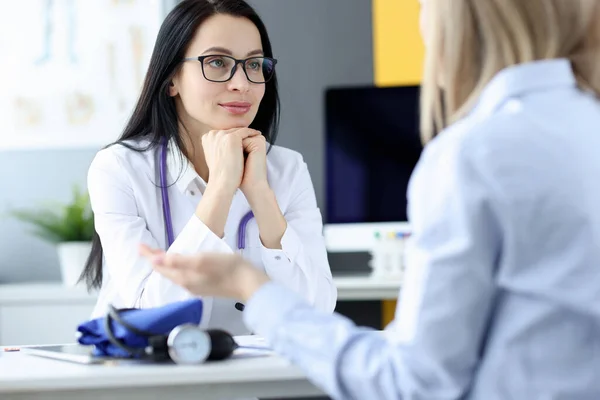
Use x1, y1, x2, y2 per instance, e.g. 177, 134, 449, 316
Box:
79, 0, 280, 290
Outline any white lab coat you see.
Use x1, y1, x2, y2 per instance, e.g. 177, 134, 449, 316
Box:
87, 138, 337, 335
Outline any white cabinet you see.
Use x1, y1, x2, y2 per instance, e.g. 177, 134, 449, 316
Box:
0, 284, 97, 346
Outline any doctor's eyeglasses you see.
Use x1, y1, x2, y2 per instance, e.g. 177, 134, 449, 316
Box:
182, 55, 278, 84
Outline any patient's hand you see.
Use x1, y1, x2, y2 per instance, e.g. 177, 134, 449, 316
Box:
139, 244, 270, 302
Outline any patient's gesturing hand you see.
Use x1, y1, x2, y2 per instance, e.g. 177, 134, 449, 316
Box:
139, 244, 270, 301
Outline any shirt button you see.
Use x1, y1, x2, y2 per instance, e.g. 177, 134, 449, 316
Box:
275, 256, 281, 261
188, 190, 195, 196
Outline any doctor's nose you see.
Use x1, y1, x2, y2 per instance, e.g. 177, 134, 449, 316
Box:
227, 65, 251, 92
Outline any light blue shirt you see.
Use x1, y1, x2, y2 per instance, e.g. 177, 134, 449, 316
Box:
244, 59, 600, 400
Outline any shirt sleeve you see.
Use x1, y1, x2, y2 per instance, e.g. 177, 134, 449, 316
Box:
88, 149, 233, 311
243, 139, 503, 400
259, 161, 337, 313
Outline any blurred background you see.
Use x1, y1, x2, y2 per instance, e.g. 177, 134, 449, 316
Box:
0, 0, 424, 281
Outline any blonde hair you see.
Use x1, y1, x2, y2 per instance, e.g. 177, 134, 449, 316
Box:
420, 0, 600, 142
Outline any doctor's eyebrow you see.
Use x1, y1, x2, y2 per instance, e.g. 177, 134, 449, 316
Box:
201, 46, 264, 57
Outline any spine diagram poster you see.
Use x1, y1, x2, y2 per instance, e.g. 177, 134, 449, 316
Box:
0, 0, 163, 150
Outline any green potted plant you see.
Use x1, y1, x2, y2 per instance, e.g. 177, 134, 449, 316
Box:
10, 185, 94, 287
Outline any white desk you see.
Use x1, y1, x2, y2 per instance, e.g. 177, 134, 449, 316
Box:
0, 350, 324, 400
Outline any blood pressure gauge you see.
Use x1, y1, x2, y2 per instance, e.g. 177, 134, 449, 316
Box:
166, 324, 212, 364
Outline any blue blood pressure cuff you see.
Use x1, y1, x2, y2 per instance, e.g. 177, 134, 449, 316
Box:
76, 298, 204, 358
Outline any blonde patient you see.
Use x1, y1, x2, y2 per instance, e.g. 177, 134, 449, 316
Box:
144, 0, 600, 399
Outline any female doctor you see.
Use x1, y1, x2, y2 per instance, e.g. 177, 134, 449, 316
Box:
80, 0, 336, 334
143, 0, 600, 399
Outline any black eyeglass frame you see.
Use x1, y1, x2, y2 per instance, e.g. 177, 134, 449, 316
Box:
182, 55, 278, 83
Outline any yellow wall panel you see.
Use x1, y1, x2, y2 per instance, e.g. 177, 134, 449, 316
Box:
373, 0, 424, 86
382, 299, 398, 327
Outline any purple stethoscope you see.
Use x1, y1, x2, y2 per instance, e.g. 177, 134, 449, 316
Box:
159, 138, 254, 249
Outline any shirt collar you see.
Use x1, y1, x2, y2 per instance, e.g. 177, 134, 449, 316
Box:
165, 138, 207, 194
473, 58, 577, 117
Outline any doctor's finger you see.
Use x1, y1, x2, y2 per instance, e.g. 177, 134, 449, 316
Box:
242, 135, 266, 149
230, 128, 261, 140
242, 134, 265, 144
207, 127, 238, 136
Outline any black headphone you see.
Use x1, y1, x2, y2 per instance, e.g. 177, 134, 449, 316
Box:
104, 305, 237, 364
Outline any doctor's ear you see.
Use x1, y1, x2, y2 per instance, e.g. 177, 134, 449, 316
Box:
168, 80, 178, 97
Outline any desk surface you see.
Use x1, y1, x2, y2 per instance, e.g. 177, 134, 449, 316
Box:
0, 350, 324, 400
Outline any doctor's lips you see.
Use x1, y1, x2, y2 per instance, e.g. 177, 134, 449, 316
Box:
219, 101, 252, 115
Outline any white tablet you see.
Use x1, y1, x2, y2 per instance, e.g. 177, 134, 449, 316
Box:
20, 344, 143, 365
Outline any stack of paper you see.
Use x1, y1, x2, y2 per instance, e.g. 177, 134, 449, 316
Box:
233, 335, 274, 358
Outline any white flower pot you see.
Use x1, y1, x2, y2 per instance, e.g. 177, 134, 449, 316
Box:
57, 241, 92, 287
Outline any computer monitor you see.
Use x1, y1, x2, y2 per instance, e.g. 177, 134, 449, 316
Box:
324, 85, 423, 226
